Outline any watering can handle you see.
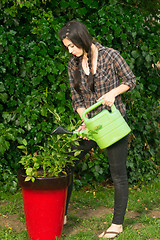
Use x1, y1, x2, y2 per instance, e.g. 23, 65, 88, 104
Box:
82, 100, 116, 121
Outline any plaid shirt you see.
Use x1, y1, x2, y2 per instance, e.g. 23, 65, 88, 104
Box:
68, 42, 136, 117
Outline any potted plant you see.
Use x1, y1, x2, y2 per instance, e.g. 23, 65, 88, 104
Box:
17, 131, 82, 240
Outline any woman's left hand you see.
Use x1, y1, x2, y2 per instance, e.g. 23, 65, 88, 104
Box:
97, 89, 116, 106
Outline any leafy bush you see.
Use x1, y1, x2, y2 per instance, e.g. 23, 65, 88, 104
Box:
18, 133, 82, 182
0, 0, 159, 191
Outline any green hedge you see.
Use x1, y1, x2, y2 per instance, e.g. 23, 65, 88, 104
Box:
0, 0, 159, 191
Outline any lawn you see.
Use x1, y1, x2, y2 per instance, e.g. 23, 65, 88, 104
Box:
0, 175, 160, 240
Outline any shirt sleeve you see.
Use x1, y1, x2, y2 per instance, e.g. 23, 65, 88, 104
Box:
68, 61, 85, 112
113, 50, 136, 91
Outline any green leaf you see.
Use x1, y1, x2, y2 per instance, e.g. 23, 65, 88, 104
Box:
3, 140, 10, 150
0, 93, 8, 102
32, 76, 43, 86
60, 0, 69, 8
148, 84, 157, 92
9, 30, 17, 35
145, 54, 152, 62
82, 162, 88, 171
0, 66, 6, 74
31, 177, 35, 182
131, 50, 140, 59
41, 106, 48, 117
141, 45, 148, 51
98, 8, 106, 17
6, 132, 15, 140
76, 7, 87, 15
26, 168, 33, 175
69, 0, 79, 8
74, 150, 81, 157
0, 82, 5, 92
17, 145, 26, 149
82, 0, 92, 7
34, 163, 39, 168
25, 176, 32, 182
22, 139, 27, 146
57, 64, 65, 73
132, 32, 137, 38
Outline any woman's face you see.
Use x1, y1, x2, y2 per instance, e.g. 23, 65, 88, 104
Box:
62, 38, 83, 57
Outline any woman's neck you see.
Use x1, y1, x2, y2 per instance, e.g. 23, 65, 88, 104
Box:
91, 43, 97, 55
82, 43, 98, 75
91, 44, 98, 74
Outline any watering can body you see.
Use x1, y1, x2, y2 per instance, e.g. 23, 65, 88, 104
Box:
74, 100, 131, 149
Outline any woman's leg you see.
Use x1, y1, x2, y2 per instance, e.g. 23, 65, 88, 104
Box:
65, 173, 73, 216
99, 135, 129, 238
65, 139, 97, 218
107, 135, 129, 224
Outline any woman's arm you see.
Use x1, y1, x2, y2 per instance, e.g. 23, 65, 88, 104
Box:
76, 107, 88, 139
97, 50, 136, 107
97, 84, 130, 106
77, 107, 86, 121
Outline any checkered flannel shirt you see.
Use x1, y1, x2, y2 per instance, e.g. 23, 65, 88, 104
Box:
68, 42, 136, 118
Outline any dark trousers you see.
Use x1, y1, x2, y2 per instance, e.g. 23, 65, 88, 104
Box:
65, 134, 129, 225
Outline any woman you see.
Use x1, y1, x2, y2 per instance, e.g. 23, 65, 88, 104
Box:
59, 20, 136, 239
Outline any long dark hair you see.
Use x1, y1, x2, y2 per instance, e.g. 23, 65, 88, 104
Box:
59, 20, 94, 94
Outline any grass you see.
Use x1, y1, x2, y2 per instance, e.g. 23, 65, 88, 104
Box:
0, 175, 160, 240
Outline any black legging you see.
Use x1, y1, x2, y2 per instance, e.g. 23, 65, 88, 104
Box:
65, 134, 129, 225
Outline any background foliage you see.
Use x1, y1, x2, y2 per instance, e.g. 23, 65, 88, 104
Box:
0, 0, 159, 192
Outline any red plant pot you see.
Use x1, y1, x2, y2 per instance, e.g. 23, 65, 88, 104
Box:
18, 171, 72, 240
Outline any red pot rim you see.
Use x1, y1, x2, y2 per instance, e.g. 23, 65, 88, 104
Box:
18, 169, 72, 190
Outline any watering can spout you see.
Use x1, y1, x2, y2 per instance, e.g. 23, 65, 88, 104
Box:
52, 126, 90, 139
52, 125, 88, 136
51, 126, 73, 135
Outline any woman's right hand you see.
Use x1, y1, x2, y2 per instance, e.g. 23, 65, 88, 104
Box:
76, 123, 86, 131
76, 123, 89, 140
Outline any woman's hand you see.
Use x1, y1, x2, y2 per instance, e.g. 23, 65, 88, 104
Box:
76, 123, 89, 140
97, 85, 130, 106
76, 123, 86, 132
97, 89, 116, 106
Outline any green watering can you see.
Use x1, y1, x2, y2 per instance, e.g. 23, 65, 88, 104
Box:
52, 100, 131, 149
